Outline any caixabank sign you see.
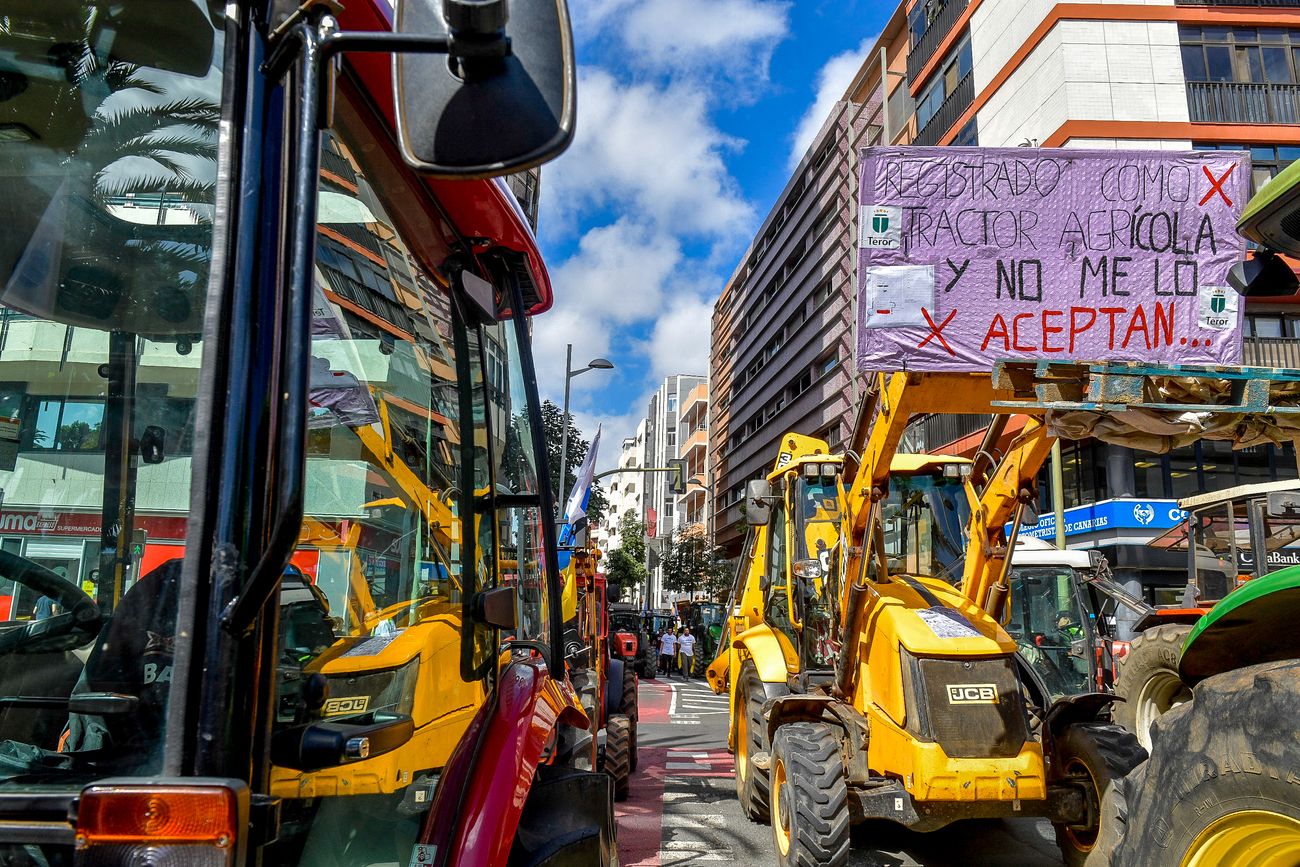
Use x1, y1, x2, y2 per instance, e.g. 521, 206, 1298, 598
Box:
1015, 498, 1187, 540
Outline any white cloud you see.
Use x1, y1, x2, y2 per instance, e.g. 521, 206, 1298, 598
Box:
570, 404, 648, 473
789, 36, 875, 169
570, 0, 790, 92
642, 294, 714, 381
542, 70, 754, 241
619, 0, 790, 88
531, 219, 684, 399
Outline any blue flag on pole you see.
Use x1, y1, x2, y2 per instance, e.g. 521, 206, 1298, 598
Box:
558, 426, 601, 550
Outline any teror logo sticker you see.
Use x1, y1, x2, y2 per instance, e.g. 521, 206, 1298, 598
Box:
947, 684, 998, 704
1198, 286, 1237, 330
859, 205, 901, 249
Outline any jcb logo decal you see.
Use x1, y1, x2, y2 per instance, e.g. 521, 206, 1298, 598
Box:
324, 696, 370, 716
947, 684, 998, 704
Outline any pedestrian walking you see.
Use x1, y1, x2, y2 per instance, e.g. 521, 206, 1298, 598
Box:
658, 629, 677, 676
679, 628, 696, 678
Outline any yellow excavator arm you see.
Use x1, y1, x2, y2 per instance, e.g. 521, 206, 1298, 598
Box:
836, 371, 1053, 699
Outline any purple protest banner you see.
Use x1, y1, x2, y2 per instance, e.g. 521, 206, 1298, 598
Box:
856, 147, 1249, 372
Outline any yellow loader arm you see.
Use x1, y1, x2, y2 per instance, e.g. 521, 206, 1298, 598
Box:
352, 395, 459, 549
836, 370, 1044, 699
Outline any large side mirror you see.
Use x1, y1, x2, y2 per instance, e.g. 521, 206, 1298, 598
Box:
394, 0, 576, 177
746, 480, 772, 527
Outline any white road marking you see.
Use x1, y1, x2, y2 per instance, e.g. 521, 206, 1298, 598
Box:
661, 850, 731, 863
663, 842, 735, 854
668, 751, 711, 758
665, 815, 727, 829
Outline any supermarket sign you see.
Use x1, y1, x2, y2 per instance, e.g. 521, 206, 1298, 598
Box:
1015, 498, 1187, 540
0, 511, 186, 539
856, 146, 1249, 372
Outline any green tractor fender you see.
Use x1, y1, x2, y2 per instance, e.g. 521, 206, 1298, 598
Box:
1179, 564, 1300, 684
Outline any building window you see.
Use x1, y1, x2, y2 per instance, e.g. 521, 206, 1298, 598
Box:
916, 36, 972, 131
1180, 27, 1300, 85
667, 395, 677, 412
1195, 143, 1300, 196
951, 116, 978, 146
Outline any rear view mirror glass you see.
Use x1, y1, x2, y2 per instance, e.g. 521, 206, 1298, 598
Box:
394, 0, 576, 177
746, 480, 772, 527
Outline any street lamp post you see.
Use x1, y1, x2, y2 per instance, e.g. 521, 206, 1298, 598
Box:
557, 343, 613, 525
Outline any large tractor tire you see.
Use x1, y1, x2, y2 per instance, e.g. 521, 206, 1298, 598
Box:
1113, 623, 1193, 752
642, 648, 658, 680
1092, 659, 1300, 867
605, 714, 632, 803
507, 764, 618, 867
734, 662, 772, 823
618, 665, 639, 772
1050, 722, 1146, 867
769, 722, 850, 867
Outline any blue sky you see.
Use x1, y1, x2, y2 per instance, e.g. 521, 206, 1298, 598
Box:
532, 0, 889, 470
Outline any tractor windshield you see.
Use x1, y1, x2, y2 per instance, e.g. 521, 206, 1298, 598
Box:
882, 472, 971, 583
792, 476, 841, 669
1007, 566, 1091, 700
265, 90, 559, 863
0, 0, 224, 786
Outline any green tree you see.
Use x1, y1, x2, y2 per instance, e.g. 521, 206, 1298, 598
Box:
604, 512, 647, 603
661, 523, 730, 602
540, 399, 607, 525
56, 420, 102, 451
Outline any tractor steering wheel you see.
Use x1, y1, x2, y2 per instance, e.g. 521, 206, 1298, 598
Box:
0, 551, 101, 655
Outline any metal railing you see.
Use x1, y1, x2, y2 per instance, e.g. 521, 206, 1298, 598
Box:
907, 0, 969, 85
914, 72, 974, 147
1187, 81, 1300, 125
1244, 336, 1300, 368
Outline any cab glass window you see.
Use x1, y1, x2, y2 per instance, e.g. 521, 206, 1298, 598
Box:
0, 0, 225, 781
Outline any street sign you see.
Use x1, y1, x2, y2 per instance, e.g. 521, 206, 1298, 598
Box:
856, 147, 1249, 372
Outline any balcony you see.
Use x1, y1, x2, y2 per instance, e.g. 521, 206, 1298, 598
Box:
682, 427, 708, 457
907, 0, 969, 86
1243, 336, 1300, 368
914, 72, 974, 147
1187, 81, 1300, 125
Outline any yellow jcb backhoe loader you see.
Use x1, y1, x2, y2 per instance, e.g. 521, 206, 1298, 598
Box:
270, 389, 484, 802
720, 361, 1300, 867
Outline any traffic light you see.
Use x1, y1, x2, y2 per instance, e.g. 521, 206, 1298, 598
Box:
668, 458, 687, 495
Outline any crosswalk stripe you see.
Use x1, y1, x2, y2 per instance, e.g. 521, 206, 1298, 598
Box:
663, 842, 735, 853
661, 815, 727, 829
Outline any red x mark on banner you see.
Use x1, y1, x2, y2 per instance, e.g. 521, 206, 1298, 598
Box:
918, 307, 957, 356
1199, 164, 1235, 207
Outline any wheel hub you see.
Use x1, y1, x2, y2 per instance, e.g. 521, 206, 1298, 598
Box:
1182, 810, 1300, 867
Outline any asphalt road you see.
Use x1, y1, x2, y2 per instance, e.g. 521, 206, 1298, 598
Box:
616, 675, 1066, 867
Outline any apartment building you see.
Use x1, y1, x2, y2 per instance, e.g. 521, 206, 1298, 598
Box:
505, 168, 541, 230
596, 421, 646, 555
679, 381, 710, 529
887, 0, 1300, 608
707, 58, 897, 561
643, 375, 705, 606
